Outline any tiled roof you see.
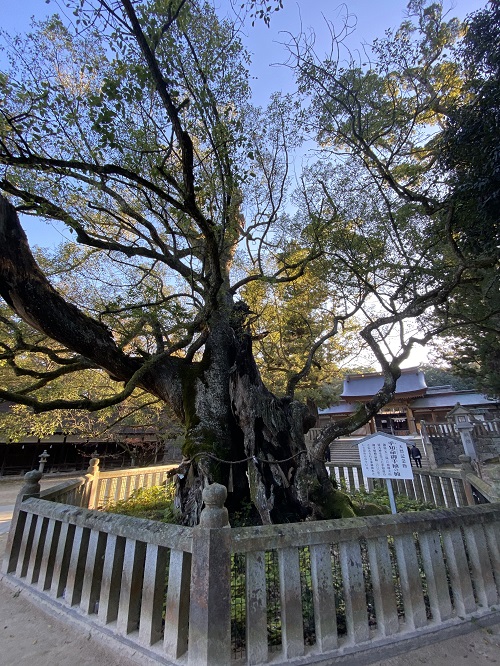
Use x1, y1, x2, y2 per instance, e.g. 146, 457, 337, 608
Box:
411, 393, 498, 408
319, 389, 498, 415
320, 369, 500, 415
341, 368, 427, 399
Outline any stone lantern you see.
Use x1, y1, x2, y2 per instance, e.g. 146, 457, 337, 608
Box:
447, 403, 477, 461
38, 449, 50, 472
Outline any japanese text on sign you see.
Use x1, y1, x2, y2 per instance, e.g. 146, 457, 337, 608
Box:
358, 435, 414, 480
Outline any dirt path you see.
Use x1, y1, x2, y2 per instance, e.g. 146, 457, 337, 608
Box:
0, 478, 149, 666
0, 538, 157, 666
371, 622, 500, 665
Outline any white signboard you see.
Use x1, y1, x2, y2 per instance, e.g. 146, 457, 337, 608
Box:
358, 433, 414, 480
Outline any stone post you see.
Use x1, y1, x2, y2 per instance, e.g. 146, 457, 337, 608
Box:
2, 470, 42, 574
18, 469, 42, 501
447, 404, 478, 461
198, 482, 230, 528
419, 421, 438, 469
38, 449, 50, 472
188, 483, 231, 666
86, 457, 100, 509
459, 455, 476, 506
458, 424, 477, 460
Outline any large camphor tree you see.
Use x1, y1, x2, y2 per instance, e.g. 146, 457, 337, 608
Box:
0, 0, 490, 524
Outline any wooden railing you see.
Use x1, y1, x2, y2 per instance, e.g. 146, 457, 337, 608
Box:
474, 420, 500, 436
230, 504, 500, 664
28, 460, 178, 509
3, 466, 500, 666
3, 496, 194, 663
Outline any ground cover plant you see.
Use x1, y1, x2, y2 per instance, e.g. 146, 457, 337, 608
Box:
348, 486, 437, 513
104, 484, 180, 523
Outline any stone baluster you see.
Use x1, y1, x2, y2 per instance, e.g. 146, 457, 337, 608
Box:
86, 457, 100, 509
188, 483, 231, 665
2, 470, 43, 574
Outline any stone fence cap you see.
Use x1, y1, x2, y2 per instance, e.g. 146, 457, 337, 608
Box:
202, 482, 227, 507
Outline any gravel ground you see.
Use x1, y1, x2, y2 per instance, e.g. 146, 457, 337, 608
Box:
0, 550, 147, 666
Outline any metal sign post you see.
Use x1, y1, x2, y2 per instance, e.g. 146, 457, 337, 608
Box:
357, 433, 415, 514
385, 479, 397, 514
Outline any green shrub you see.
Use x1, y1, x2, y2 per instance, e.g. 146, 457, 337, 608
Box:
104, 484, 181, 523
349, 486, 436, 513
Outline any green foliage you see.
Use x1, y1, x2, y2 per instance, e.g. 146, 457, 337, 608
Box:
245, 0, 284, 27
229, 499, 255, 528
430, 3, 500, 397
242, 249, 357, 404
435, 322, 500, 399
104, 484, 180, 523
419, 363, 475, 391
299, 0, 463, 196
440, 2, 500, 255
0, 302, 181, 459
349, 485, 436, 513
292, 0, 500, 403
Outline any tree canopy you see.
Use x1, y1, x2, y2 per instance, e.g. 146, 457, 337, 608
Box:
0, 0, 496, 523
429, 0, 500, 397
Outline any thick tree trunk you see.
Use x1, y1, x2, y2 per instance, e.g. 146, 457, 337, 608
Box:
0, 196, 358, 526
173, 309, 345, 526
172, 307, 247, 525
229, 330, 344, 524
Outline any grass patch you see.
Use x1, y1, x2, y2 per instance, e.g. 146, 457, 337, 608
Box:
349, 486, 436, 513
104, 484, 181, 523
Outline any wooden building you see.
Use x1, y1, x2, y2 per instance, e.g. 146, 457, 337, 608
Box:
318, 367, 500, 436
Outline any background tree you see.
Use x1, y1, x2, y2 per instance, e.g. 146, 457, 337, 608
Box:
0, 0, 491, 524
418, 363, 475, 390
0, 296, 182, 466
288, 0, 499, 435
242, 245, 363, 407
429, 1, 500, 396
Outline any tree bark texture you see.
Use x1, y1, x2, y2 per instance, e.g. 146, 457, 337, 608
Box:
0, 195, 369, 525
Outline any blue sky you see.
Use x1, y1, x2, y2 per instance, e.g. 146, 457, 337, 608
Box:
0, 0, 486, 247
1, 0, 486, 110
239, 0, 485, 104
0, 0, 485, 366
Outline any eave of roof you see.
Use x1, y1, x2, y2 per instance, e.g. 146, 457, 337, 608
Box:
411, 393, 499, 408
341, 368, 427, 400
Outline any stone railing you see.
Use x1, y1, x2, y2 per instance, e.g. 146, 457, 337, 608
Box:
39, 476, 92, 506
328, 462, 470, 507
230, 503, 500, 664
91, 461, 177, 508
36, 459, 102, 507
2, 469, 500, 666
14, 459, 178, 510
36, 453, 499, 515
